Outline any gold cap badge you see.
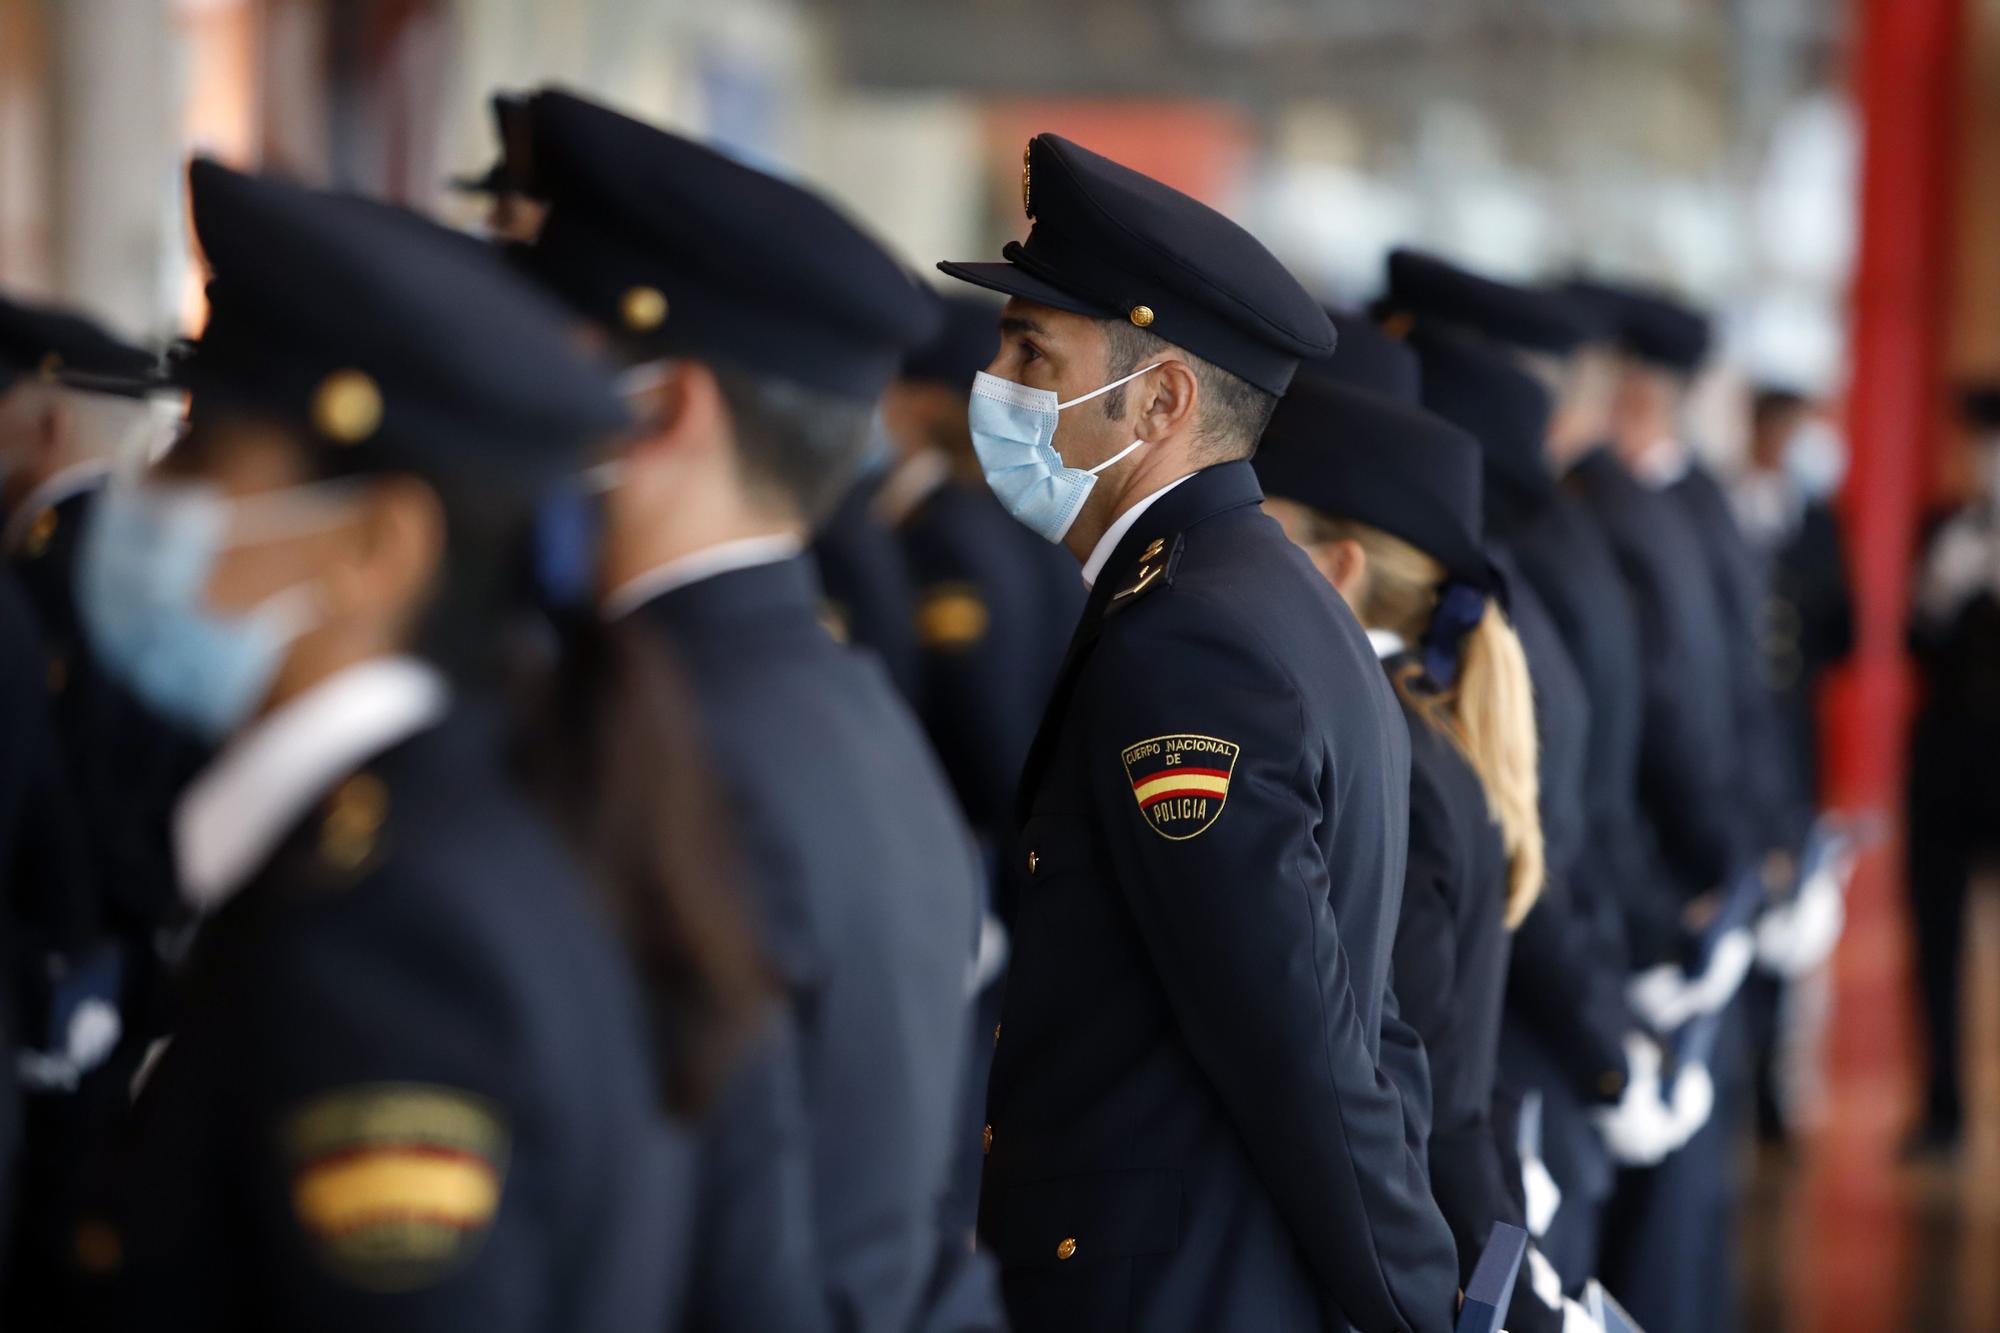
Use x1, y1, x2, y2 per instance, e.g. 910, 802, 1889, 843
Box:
311, 369, 383, 445
621, 285, 668, 333
1128, 305, 1155, 328
37, 352, 62, 383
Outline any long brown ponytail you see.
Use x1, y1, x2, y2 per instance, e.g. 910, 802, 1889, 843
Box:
1317, 514, 1546, 926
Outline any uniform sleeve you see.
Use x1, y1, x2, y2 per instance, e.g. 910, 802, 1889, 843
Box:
686, 1011, 830, 1333
229, 890, 573, 1332
1504, 870, 1632, 1100
1377, 978, 1435, 1162
1086, 610, 1460, 1333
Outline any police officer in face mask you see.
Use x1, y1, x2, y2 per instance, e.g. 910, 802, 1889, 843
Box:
520, 91, 996, 1333
65, 158, 773, 1332
937, 134, 1459, 1333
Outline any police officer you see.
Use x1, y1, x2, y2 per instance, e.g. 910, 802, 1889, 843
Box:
520, 92, 995, 1331
879, 292, 1083, 874
64, 158, 770, 1330
1563, 278, 1758, 1333
1375, 256, 1676, 1287
811, 448, 926, 703
0, 298, 203, 1323
1257, 376, 1603, 1333
1904, 383, 2000, 1158
937, 132, 1459, 1332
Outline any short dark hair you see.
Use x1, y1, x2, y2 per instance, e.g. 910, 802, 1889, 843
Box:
1099, 320, 1278, 461
1752, 386, 1810, 433
708, 362, 873, 526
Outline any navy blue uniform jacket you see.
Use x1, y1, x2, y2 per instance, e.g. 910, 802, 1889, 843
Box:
981, 462, 1459, 1333
631, 554, 988, 1333
68, 708, 689, 1331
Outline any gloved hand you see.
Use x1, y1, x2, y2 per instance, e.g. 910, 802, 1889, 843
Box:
1522, 1151, 1562, 1237
1526, 1244, 1564, 1308
1593, 1034, 1679, 1166
1757, 870, 1845, 979
1560, 1297, 1607, 1333
1628, 926, 1755, 1030
1664, 1059, 1715, 1150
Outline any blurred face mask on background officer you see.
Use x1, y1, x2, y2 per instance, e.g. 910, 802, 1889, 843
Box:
79, 415, 435, 740
968, 299, 1168, 543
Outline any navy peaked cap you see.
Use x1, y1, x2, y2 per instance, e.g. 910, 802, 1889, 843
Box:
938, 134, 1334, 395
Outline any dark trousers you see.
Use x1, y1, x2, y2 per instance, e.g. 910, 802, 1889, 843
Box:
1599, 1001, 1750, 1333
1904, 724, 2000, 1137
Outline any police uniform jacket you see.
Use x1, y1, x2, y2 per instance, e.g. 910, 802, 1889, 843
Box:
812, 471, 924, 705
1381, 654, 1519, 1294
1669, 463, 1799, 850
71, 692, 690, 1331
898, 476, 1083, 864
1567, 450, 1743, 959
627, 552, 984, 1333
981, 461, 1459, 1333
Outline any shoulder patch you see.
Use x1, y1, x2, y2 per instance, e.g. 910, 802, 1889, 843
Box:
1121, 733, 1240, 840
915, 582, 989, 649
285, 1082, 509, 1292
1105, 533, 1184, 616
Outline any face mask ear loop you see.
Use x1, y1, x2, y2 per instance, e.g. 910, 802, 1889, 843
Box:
1084, 437, 1148, 477
1055, 361, 1167, 411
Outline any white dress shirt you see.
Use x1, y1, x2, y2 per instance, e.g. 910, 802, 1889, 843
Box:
174, 656, 448, 911
1081, 473, 1196, 589
1367, 628, 1406, 661
602, 533, 805, 621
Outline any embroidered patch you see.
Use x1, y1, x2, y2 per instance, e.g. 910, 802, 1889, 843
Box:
285, 1083, 509, 1292
1121, 734, 1240, 840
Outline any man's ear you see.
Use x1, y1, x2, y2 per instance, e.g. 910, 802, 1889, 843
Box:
1132, 357, 1200, 444
624, 360, 725, 469
324, 475, 445, 631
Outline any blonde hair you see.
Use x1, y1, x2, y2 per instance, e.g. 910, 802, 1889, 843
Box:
1314, 513, 1545, 927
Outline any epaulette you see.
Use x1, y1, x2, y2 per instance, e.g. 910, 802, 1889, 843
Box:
1105, 532, 1184, 616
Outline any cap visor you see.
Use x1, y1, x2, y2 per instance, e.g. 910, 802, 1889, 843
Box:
936, 260, 1104, 319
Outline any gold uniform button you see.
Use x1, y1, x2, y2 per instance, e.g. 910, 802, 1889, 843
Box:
1026, 850, 1039, 875
621, 285, 668, 332
1598, 1070, 1627, 1099
1128, 304, 1155, 328
993, 1022, 1002, 1047
311, 369, 383, 444
23, 507, 57, 558
1056, 1237, 1077, 1261
46, 655, 67, 695
981, 1123, 993, 1154
74, 1219, 122, 1273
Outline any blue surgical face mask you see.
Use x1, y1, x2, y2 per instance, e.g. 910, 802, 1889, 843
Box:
78, 479, 345, 740
968, 361, 1163, 543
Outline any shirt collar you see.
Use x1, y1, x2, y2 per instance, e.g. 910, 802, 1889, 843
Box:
1367, 628, 1406, 661
1630, 438, 1692, 490
3, 458, 110, 552
603, 532, 805, 621
871, 449, 951, 528
174, 656, 449, 911
1081, 473, 1197, 589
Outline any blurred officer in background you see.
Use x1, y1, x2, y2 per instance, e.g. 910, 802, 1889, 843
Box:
448, 90, 549, 245
1904, 384, 2000, 1160
811, 433, 925, 703
1259, 378, 1601, 1333
1567, 279, 1759, 1333
65, 158, 771, 1331
1736, 387, 1854, 827
939, 132, 1459, 1333
875, 293, 1085, 1245
1378, 255, 1685, 1288
0, 299, 205, 1324
521, 91, 997, 1331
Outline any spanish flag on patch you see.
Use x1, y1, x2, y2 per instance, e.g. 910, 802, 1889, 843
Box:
1121, 733, 1240, 840
285, 1082, 509, 1292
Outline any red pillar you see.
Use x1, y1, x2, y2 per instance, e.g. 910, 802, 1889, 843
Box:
1830, 0, 1964, 817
